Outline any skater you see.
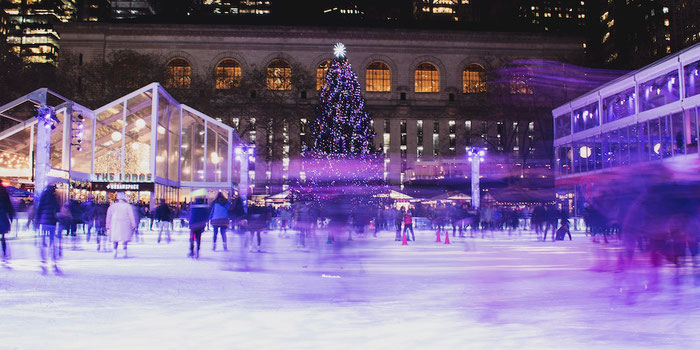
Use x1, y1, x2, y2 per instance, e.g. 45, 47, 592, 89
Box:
403, 209, 415, 241
0, 184, 15, 264
246, 204, 268, 252
36, 184, 61, 273
394, 207, 404, 241
106, 192, 137, 259
188, 195, 209, 259
94, 201, 108, 251
555, 220, 572, 241
81, 196, 96, 242
155, 199, 173, 244
209, 193, 229, 251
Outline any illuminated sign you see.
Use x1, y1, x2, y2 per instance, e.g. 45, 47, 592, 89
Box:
93, 173, 152, 182
91, 182, 155, 192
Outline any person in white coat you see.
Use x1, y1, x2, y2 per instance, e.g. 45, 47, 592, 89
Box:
107, 192, 136, 258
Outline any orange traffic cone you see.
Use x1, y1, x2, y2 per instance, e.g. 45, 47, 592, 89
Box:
436, 230, 441, 242
444, 231, 451, 244
402, 231, 408, 245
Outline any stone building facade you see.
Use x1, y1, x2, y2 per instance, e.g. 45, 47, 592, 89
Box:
57, 23, 583, 194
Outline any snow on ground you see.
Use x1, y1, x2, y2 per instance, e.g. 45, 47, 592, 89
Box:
1, 227, 699, 349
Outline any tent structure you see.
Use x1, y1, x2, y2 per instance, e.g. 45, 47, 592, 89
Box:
0, 83, 249, 204
374, 190, 414, 200
428, 191, 471, 202
485, 187, 555, 205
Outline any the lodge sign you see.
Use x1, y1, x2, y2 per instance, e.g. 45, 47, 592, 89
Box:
93, 173, 152, 182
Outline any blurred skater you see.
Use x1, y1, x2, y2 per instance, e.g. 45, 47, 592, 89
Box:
155, 199, 173, 244
94, 201, 108, 252
188, 195, 208, 259
403, 210, 415, 241
209, 193, 229, 251
36, 184, 61, 274
107, 192, 137, 259
0, 184, 16, 266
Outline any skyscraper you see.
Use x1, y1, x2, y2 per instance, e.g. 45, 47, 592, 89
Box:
412, 0, 479, 23
77, 0, 111, 22
1, 0, 77, 64
197, 0, 271, 16
597, 0, 699, 69
110, 0, 158, 20
516, 0, 589, 32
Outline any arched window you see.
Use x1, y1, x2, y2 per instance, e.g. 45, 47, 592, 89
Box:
165, 58, 191, 89
366, 61, 391, 92
414, 62, 439, 93
462, 63, 486, 93
215, 59, 241, 90
316, 60, 330, 91
266, 59, 291, 90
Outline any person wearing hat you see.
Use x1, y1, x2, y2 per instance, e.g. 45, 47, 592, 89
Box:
106, 192, 137, 258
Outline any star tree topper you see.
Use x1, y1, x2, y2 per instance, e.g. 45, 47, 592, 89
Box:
333, 42, 346, 59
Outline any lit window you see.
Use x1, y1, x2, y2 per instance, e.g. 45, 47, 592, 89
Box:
662, 7, 669, 14
316, 60, 330, 90
664, 19, 670, 26
366, 61, 391, 92
414, 62, 439, 93
266, 59, 291, 90
215, 59, 241, 89
166, 58, 191, 89
462, 63, 486, 93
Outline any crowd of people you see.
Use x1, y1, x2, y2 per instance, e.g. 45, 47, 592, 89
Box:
3, 181, 696, 276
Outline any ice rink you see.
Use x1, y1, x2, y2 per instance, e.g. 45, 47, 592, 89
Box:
1, 227, 699, 349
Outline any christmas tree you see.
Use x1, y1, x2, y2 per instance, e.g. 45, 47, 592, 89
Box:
300, 43, 382, 196
310, 43, 374, 156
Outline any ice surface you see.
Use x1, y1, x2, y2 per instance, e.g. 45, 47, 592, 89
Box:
1, 228, 698, 349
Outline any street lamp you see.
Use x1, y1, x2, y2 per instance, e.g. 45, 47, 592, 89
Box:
235, 144, 255, 212
466, 146, 487, 209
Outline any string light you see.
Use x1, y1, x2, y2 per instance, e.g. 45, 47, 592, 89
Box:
300, 44, 383, 199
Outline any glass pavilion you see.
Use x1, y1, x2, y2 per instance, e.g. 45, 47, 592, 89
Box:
0, 83, 245, 205
553, 42, 700, 216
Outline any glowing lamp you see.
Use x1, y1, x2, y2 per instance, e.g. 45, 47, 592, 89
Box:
579, 146, 592, 158
111, 131, 123, 142
135, 118, 146, 130
653, 143, 661, 154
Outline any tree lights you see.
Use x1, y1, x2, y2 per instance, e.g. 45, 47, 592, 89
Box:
302, 43, 381, 197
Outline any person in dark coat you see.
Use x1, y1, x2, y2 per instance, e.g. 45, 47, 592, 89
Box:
0, 184, 16, 262
155, 199, 173, 244
36, 185, 61, 272
188, 196, 209, 259
246, 204, 269, 252
81, 196, 96, 242
94, 201, 109, 252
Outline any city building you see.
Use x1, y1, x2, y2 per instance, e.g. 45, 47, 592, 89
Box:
0, 83, 245, 204
77, 0, 110, 22
1, 0, 77, 64
197, 0, 271, 16
57, 23, 587, 195
517, 0, 589, 32
110, 0, 157, 20
412, 0, 476, 23
597, 0, 700, 69
553, 42, 700, 215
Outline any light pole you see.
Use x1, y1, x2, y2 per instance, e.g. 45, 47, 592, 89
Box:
467, 147, 486, 210
235, 145, 255, 212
